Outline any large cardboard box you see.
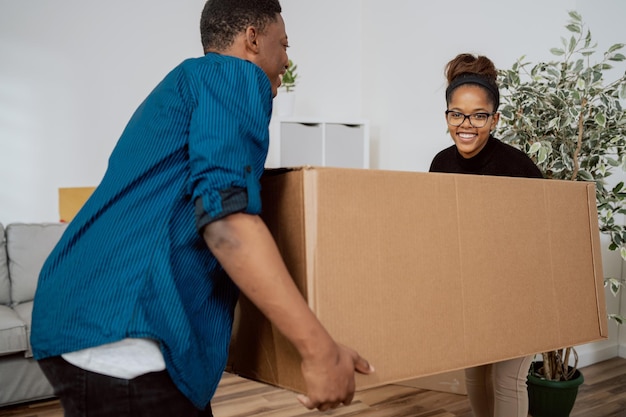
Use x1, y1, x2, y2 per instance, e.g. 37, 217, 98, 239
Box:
398, 369, 467, 395
227, 166, 608, 393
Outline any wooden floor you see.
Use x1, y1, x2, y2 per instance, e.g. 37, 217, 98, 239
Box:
1, 357, 625, 417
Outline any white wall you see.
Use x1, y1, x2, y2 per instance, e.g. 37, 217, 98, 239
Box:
3, 0, 625, 218
1, 0, 625, 361
281, 0, 626, 364
361, 0, 576, 171
0, 0, 207, 224
280, 0, 363, 119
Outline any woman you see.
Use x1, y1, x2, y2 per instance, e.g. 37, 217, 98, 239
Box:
430, 53, 542, 417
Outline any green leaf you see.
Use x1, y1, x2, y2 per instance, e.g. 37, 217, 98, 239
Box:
594, 69, 604, 82
609, 53, 626, 62
620, 83, 626, 100
566, 23, 581, 34
548, 117, 560, 130
547, 67, 560, 79
605, 277, 622, 295
595, 112, 607, 127
608, 43, 625, 53
608, 158, 620, 167
500, 109, 513, 120
537, 146, 549, 164
573, 59, 584, 73
551, 48, 565, 56
529, 142, 542, 154
569, 36, 577, 53
579, 170, 594, 181
568, 10, 582, 22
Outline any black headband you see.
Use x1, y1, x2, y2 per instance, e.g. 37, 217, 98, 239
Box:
446, 74, 500, 110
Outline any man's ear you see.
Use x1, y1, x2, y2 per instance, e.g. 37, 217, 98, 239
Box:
245, 26, 260, 53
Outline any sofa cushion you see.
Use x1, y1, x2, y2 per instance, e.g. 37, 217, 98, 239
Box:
7, 223, 67, 305
0, 305, 27, 356
13, 302, 34, 358
0, 223, 9, 306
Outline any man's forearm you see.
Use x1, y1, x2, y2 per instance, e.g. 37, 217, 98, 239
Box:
203, 212, 335, 360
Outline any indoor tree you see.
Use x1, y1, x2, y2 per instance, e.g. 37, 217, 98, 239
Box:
496, 10, 626, 381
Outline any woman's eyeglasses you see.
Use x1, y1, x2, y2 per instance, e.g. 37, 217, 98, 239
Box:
445, 110, 494, 128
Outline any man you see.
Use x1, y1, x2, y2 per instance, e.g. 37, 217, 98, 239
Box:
31, 1, 372, 415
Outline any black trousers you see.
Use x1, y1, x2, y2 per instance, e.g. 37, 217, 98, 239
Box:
38, 356, 213, 417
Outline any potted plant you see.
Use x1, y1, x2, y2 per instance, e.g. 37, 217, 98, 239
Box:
274, 59, 299, 117
523, 349, 583, 417
496, 10, 626, 417
281, 59, 298, 93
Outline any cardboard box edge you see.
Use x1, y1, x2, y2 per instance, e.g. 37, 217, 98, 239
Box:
587, 183, 609, 338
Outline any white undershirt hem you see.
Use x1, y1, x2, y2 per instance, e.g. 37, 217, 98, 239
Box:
62, 338, 166, 379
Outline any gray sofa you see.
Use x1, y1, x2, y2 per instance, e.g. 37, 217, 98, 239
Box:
0, 222, 66, 407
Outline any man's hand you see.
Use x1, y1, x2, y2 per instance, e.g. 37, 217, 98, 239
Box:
297, 343, 374, 412
204, 213, 374, 411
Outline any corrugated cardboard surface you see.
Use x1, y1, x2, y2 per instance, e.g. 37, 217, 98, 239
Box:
398, 369, 467, 395
227, 166, 608, 394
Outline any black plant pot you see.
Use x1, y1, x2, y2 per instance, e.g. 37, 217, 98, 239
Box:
527, 362, 584, 417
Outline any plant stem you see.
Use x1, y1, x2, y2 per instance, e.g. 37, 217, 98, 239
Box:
571, 97, 587, 181
563, 347, 571, 377
542, 351, 554, 379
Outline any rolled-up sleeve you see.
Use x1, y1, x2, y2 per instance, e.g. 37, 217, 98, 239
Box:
184, 57, 272, 232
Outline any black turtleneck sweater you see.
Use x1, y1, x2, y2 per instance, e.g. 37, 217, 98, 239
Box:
429, 136, 543, 178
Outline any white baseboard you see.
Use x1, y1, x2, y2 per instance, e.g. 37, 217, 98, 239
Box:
576, 343, 620, 368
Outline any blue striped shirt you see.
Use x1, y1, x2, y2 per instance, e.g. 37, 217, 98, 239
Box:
31, 53, 273, 408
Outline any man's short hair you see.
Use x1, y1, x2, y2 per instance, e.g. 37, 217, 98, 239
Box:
200, 0, 282, 53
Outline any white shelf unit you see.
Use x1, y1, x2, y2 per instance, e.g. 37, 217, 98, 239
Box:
268, 118, 370, 169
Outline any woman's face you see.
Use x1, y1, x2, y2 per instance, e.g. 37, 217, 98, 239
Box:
446, 84, 499, 159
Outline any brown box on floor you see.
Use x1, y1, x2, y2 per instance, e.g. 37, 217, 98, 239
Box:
226, 166, 608, 393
